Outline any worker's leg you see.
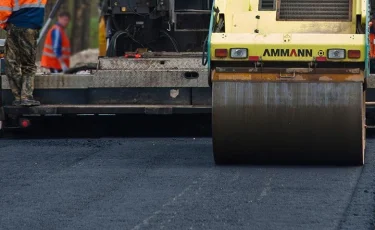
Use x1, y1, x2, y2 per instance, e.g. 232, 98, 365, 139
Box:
19, 28, 40, 106
4, 24, 22, 105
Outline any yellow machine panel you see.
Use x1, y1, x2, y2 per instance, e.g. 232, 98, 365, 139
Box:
226, 12, 355, 34
211, 33, 366, 61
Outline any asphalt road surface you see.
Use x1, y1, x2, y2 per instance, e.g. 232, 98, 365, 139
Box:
0, 115, 375, 230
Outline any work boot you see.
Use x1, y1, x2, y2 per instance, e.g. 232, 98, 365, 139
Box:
21, 97, 40, 107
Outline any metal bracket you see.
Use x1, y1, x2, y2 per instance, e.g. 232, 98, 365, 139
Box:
254, 61, 263, 72
167, 21, 172, 31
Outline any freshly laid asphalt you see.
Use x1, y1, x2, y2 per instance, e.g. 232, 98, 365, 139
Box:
0, 115, 374, 230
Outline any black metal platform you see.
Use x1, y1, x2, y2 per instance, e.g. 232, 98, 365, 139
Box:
3, 104, 212, 116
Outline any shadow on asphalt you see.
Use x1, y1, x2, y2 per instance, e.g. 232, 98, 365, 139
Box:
366, 128, 375, 138
5, 114, 212, 139
5, 114, 375, 139
6, 115, 375, 140
6, 115, 375, 168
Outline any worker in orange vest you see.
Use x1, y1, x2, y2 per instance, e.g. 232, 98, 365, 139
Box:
0, 0, 46, 106
370, 16, 375, 73
41, 12, 71, 73
370, 16, 375, 56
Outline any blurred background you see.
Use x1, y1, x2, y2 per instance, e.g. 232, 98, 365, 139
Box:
0, 0, 100, 66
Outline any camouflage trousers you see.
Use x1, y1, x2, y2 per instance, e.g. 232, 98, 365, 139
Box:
4, 23, 38, 101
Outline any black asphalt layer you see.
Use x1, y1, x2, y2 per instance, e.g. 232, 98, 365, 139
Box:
0, 115, 374, 230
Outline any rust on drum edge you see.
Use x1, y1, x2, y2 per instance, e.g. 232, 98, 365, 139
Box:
211, 69, 365, 83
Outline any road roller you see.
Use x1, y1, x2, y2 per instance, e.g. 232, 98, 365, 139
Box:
208, 0, 369, 165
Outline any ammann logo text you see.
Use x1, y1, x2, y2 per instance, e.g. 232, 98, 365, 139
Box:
263, 49, 313, 57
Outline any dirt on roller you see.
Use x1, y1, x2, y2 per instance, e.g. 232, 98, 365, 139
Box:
0, 114, 374, 230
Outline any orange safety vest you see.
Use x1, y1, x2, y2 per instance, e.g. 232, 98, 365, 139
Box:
0, 0, 12, 29
0, 0, 47, 29
41, 24, 71, 69
370, 33, 375, 59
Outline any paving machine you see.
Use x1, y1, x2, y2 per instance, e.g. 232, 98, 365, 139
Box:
209, 0, 369, 165
0, 0, 213, 127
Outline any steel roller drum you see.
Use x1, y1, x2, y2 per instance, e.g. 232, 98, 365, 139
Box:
212, 81, 365, 165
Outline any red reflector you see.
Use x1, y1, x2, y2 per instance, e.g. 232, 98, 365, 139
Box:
316, 57, 327, 62
215, 49, 228, 57
249, 56, 260, 61
348, 50, 360, 59
20, 119, 30, 128
124, 54, 142, 58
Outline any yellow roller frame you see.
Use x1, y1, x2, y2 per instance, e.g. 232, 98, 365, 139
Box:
209, 0, 366, 165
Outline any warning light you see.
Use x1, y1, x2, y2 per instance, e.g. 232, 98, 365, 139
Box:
125, 54, 142, 58
248, 56, 260, 61
348, 50, 360, 59
215, 49, 228, 58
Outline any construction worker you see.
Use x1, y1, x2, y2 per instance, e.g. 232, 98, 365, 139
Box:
41, 12, 71, 73
370, 15, 375, 73
0, 0, 46, 106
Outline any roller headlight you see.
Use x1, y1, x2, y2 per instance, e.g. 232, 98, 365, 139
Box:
327, 49, 345, 59
230, 48, 248, 59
